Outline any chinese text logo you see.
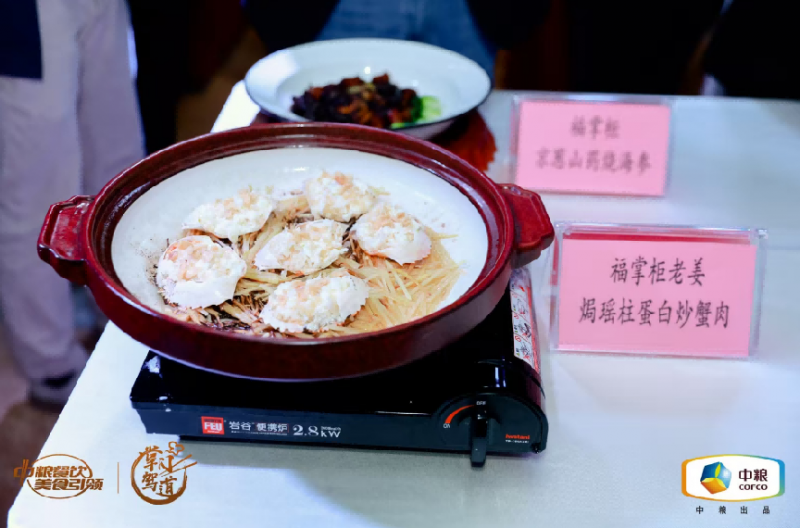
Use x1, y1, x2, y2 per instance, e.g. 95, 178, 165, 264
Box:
14, 454, 103, 499
683, 455, 785, 502
700, 462, 731, 494
131, 442, 196, 505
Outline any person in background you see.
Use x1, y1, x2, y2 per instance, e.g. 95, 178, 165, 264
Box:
243, 0, 552, 78
564, 0, 724, 95
0, 0, 143, 406
704, 0, 800, 100
126, 0, 250, 154
126, 0, 192, 154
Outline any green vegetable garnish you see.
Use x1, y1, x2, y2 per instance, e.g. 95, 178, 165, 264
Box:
418, 96, 442, 121
393, 96, 443, 128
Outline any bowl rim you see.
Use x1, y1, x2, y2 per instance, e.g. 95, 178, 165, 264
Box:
85, 123, 514, 350
243, 38, 493, 131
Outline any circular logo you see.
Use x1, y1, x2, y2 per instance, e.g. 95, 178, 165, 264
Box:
131, 442, 193, 505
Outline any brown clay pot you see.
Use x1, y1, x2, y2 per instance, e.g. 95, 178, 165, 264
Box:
38, 124, 553, 381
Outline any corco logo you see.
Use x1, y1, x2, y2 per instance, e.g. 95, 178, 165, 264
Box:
683, 455, 785, 502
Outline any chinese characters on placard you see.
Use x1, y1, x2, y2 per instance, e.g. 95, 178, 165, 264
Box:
611, 256, 705, 286
537, 116, 652, 175
579, 256, 730, 328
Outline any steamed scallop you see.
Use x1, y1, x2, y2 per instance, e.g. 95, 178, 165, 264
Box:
156, 235, 246, 309
351, 202, 431, 264
259, 270, 369, 333
304, 171, 376, 222
183, 187, 274, 240
253, 219, 348, 275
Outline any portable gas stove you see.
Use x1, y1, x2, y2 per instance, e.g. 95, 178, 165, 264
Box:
131, 270, 547, 467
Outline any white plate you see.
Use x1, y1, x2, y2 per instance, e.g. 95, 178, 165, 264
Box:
244, 39, 492, 139
112, 147, 489, 312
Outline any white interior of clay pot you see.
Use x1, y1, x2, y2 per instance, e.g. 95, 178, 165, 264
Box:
111, 147, 489, 316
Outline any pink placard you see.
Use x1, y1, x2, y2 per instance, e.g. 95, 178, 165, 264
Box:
515, 100, 671, 196
556, 236, 758, 357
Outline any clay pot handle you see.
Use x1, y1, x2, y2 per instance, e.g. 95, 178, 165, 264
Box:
498, 184, 554, 268
37, 195, 92, 285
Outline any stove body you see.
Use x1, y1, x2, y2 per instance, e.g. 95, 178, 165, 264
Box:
131, 270, 546, 466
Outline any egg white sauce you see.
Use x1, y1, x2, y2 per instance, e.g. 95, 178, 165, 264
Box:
156, 235, 246, 308
352, 201, 431, 264
183, 187, 274, 240
260, 270, 369, 333
304, 171, 376, 222
254, 219, 347, 275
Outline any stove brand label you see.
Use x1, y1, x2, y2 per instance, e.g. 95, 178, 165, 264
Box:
215, 419, 343, 440
510, 268, 540, 372
229, 421, 289, 435
201, 416, 225, 435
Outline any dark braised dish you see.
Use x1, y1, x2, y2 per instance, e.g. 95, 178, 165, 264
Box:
291, 73, 441, 129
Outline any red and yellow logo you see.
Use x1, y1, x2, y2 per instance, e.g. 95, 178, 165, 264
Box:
14, 454, 103, 499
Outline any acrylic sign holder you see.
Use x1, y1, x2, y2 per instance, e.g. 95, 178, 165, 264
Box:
547, 222, 767, 359
509, 93, 674, 197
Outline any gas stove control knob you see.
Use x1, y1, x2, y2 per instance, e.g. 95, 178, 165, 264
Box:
470, 411, 489, 467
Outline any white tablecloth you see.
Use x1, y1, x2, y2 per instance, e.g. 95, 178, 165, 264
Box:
10, 85, 800, 528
